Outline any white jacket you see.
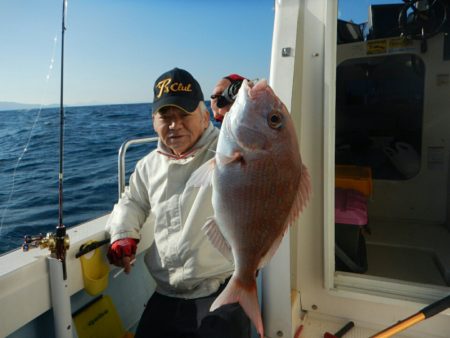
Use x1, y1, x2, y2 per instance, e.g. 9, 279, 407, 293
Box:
106, 123, 234, 298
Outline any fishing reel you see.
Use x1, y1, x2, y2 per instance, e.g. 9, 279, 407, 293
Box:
22, 230, 70, 259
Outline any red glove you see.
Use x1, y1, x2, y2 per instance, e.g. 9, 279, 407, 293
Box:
107, 238, 137, 266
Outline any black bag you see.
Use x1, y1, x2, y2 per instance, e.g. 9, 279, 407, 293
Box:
335, 223, 368, 273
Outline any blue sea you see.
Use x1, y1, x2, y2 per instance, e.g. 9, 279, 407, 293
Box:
0, 103, 217, 255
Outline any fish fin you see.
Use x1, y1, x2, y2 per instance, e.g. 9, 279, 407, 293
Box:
211, 275, 264, 338
186, 158, 216, 188
286, 164, 312, 226
216, 151, 244, 166
202, 217, 234, 262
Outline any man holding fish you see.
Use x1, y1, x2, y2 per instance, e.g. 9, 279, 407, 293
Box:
106, 67, 311, 338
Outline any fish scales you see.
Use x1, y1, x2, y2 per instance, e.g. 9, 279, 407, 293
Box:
215, 156, 297, 264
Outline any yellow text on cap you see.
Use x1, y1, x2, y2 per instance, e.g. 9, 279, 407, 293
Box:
155, 78, 193, 98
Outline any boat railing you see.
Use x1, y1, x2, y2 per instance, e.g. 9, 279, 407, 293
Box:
118, 136, 158, 199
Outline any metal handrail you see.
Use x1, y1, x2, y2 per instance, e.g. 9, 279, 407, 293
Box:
118, 136, 159, 199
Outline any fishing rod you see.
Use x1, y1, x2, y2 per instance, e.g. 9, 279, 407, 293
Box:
22, 1, 70, 262
48, 2, 72, 337
22, 1, 72, 337
56, 0, 69, 268
370, 294, 450, 338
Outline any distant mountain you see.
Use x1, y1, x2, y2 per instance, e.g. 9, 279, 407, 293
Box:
0, 101, 47, 111
0, 101, 151, 111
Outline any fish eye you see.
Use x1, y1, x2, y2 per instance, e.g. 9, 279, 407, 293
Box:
268, 111, 283, 129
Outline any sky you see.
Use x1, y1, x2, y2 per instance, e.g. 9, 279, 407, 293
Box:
0, 0, 275, 106
0, 0, 403, 107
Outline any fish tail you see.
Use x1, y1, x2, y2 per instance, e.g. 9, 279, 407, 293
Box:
211, 275, 264, 337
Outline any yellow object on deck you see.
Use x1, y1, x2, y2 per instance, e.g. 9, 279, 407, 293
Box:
335, 165, 373, 197
73, 295, 134, 338
79, 241, 109, 296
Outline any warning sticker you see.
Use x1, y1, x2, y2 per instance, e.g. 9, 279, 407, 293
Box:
388, 37, 415, 53
367, 40, 387, 55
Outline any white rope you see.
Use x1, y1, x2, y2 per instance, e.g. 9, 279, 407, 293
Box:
0, 34, 59, 235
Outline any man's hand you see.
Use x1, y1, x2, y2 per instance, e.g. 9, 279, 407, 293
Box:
107, 238, 138, 274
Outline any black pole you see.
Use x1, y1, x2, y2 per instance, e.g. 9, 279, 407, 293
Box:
56, 0, 68, 277
58, 0, 66, 230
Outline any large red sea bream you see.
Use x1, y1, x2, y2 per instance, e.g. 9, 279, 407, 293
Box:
189, 79, 311, 337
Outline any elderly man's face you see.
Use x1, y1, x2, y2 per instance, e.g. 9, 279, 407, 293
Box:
153, 104, 209, 156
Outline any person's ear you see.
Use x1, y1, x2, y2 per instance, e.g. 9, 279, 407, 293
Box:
202, 109, 210, 127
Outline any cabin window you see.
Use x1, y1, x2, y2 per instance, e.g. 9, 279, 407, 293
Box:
336, 54, 424, 180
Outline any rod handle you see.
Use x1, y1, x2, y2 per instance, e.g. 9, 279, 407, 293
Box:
422, 294, 450, 318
